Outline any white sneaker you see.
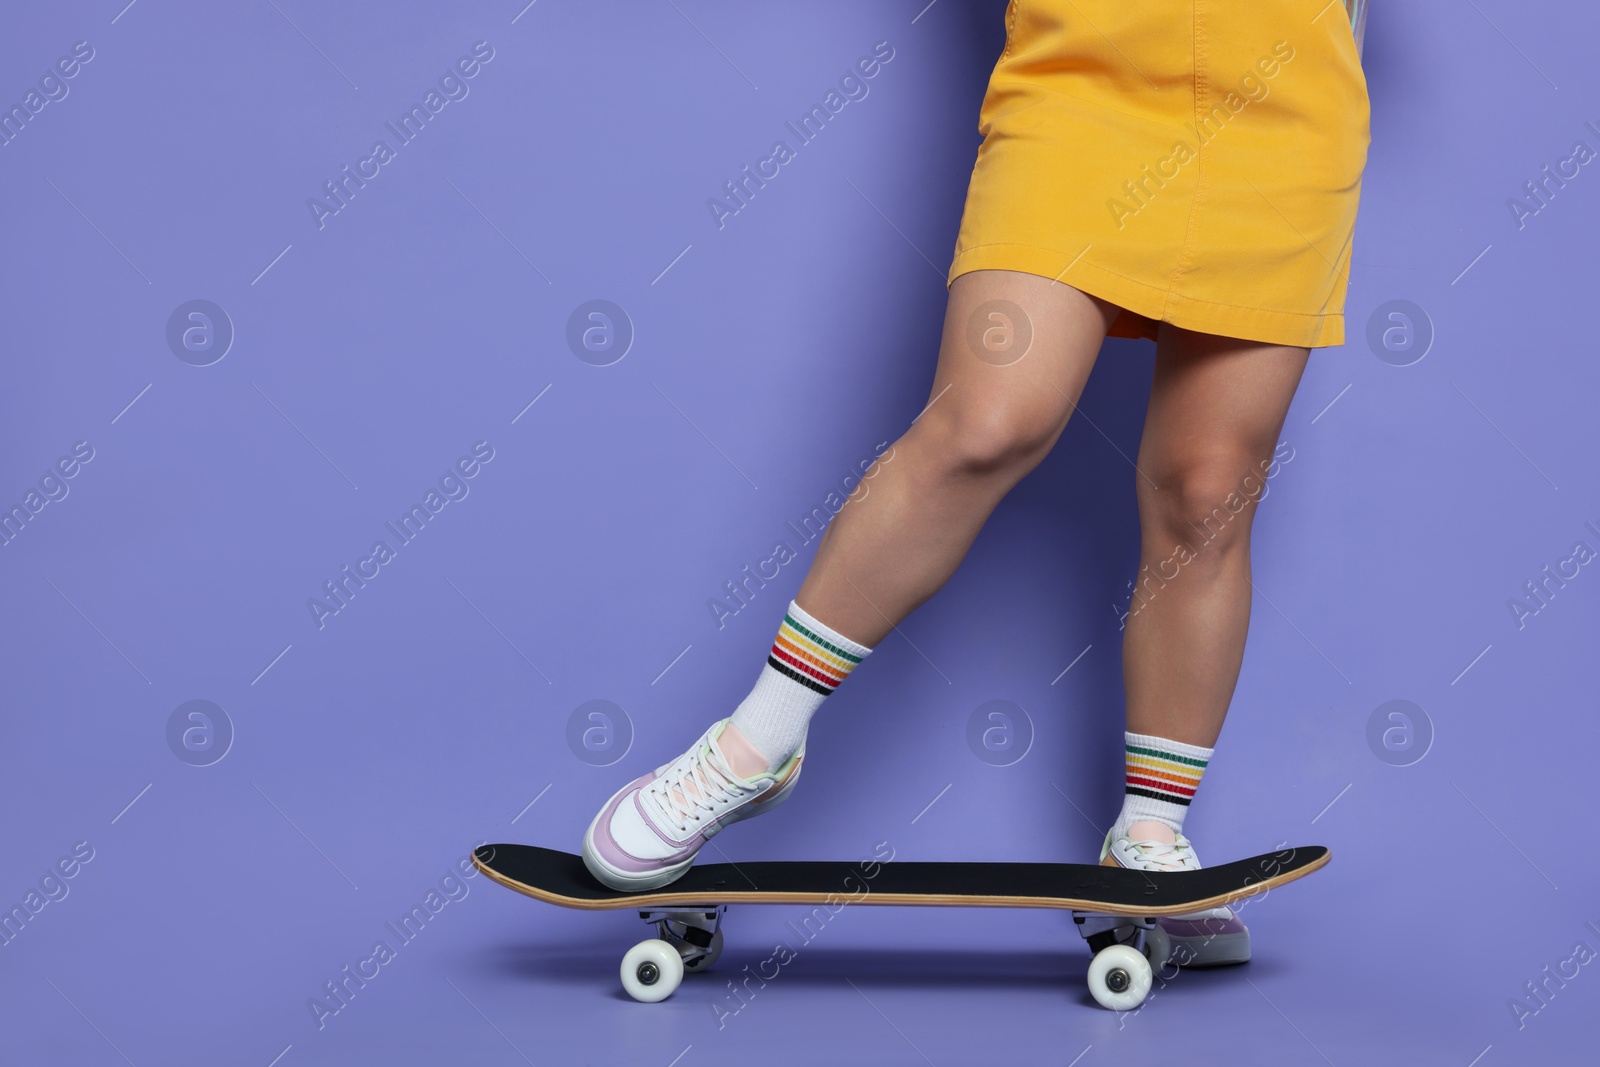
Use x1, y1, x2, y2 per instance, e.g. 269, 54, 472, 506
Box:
1099, 825, 1251, 967
581, 719, 802, 891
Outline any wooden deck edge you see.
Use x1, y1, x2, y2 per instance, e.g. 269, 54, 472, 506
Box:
471, 846, 1330, 917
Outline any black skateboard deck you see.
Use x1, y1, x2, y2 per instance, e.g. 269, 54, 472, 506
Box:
472, 843, 1328, 916
473, 843, 1329, 1009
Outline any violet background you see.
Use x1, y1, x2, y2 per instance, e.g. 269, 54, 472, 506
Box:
2, 1, 1596, 1064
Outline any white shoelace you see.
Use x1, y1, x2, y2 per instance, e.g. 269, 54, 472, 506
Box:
647, 743, 752, 834
1125, 836, 1197, 872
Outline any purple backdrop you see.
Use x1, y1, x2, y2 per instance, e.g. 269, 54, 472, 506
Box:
3, 1, 1595, 1064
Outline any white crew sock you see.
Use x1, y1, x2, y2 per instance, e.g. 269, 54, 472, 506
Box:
728, 599, 873, 772
1111, 731, 1214, 839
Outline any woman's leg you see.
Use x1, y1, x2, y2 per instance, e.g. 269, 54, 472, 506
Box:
1122, 324, 1308, 746
583, 268, 1118, 890
1111, 323, 1308, 855
723, 268, 1119, 768
1100, 324, 1309, 965
795, 268, 1119, 645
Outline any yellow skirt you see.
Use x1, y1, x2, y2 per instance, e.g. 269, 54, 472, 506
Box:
948, 0, 1371, 348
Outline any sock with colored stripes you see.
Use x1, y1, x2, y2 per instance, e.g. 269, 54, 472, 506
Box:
728, 599, 873, 773
1112, 731, 1214, 838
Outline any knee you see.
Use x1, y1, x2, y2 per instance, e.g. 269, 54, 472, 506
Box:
1141, 456, 1267, 561
922, 400, 1062, 476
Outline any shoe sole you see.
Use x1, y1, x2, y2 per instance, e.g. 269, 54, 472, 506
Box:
1164, 928, 1251, 967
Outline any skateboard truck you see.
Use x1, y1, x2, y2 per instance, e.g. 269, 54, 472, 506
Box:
1072, 912, 1170, 1010
623, 906, 727, 999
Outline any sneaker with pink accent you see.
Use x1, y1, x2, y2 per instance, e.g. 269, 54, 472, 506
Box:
581, 719, 802, 892
1099, 824, 1251, 967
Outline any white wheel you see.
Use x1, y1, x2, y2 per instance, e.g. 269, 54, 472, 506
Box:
1087, 944, 1152, 1011
620, 939, 684, 1002
1142, 924, 1172, 968
683, 928, 724, 973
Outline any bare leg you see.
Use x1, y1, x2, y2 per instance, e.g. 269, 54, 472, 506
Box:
585, 274, 1121, 889
1121, 323, 1310, 747
795, 269, 1119, 646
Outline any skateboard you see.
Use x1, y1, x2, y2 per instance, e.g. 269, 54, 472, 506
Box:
472, 843, 1329, 1010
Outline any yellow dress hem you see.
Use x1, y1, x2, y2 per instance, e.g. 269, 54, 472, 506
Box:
947, 242, 1345, 350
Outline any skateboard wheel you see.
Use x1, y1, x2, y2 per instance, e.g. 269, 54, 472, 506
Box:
1087, 944, 1152, 1011
1141, 924, 1171, 969
683, 928, 724, 973
621, 939, 684, 1003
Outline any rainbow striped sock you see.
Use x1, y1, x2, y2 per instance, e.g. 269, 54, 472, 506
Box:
1113, 731, 1214, 837
728, 599, 872, 772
